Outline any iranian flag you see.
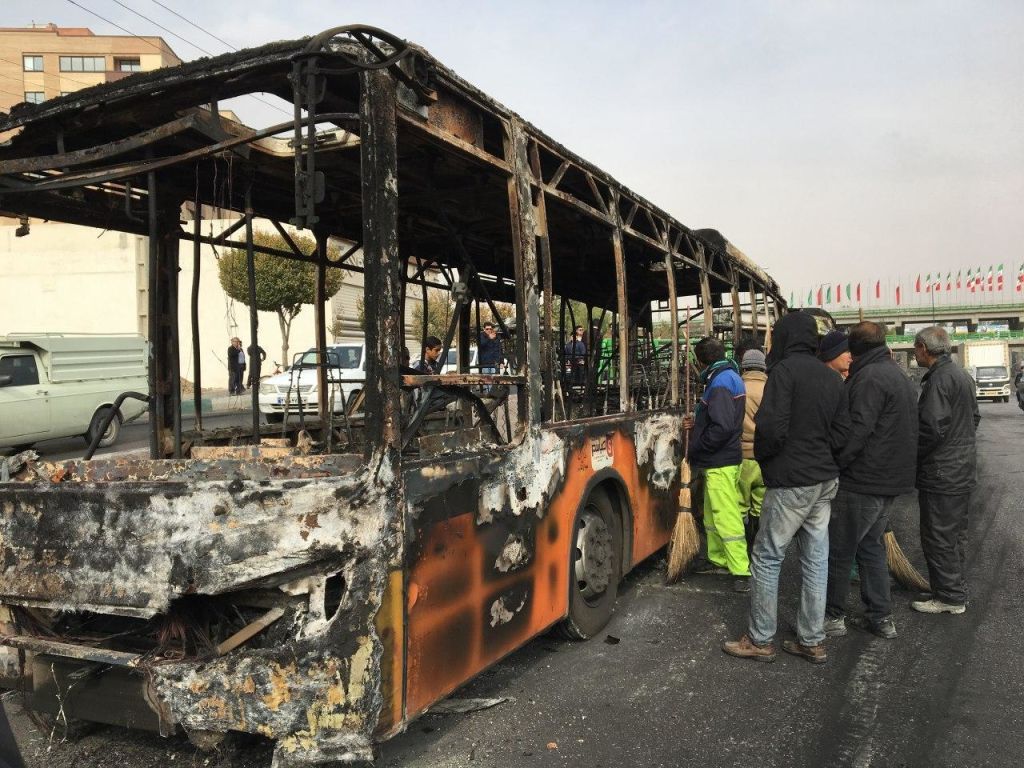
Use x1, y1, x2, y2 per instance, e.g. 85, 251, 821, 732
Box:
967, 267, 975, 291
945, 272, 952, 292
934, 273, 942, 292
1017, 263, 1024, 292
807, 289, 813, 305
827, 286, 833, 304
925, 273, 932, 293
875, 280, 881, 299
855, 283, 862, 303
896, 285, 902, 305
996, 263, 1004, 290
817, 286, 823, 306
915, 274, 922, 293
845, 283, 852, 301
956, 270, 962, 289
987, 265, 994, 288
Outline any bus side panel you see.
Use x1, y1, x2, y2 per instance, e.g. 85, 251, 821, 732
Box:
402, 414, 681, 720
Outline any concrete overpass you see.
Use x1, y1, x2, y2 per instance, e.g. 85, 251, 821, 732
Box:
828, 301, 1024, 334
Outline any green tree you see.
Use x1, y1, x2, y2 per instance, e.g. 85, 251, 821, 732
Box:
218, 230, 345, 366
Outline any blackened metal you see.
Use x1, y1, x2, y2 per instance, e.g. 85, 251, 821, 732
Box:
731, 277, 743, 346
610, 190, 630, 412
168, 228, 183, 460
750, 277, 761, 341
244, 188, 261, 443
192, 205, 203, 431
664, 249, 680, 406
359, 68, 403, 455
314, 230, 330, 428
82, 392, 150, 460
505, 119, 542, 428
147, 170, 161, 459
698, 244, 714, 336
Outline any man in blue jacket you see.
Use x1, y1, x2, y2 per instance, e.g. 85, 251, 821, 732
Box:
723, 311, 843, 664
685, 336, 749, 592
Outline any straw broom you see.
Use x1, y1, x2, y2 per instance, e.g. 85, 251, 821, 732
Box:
884, 528, 930, 592
667, 309, 700, 582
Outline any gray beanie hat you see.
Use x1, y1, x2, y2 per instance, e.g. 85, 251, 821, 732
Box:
741, 349, 767, 371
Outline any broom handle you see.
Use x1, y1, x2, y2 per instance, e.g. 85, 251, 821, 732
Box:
683, 306, 691, 454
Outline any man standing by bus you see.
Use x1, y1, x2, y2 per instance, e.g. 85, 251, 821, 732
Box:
911, 326, 979, 615
684, 337, 749, 592
824, 322, 918, 640
722, 311, 843, 664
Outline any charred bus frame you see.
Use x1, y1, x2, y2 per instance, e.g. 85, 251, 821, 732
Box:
0, 25, 784, 766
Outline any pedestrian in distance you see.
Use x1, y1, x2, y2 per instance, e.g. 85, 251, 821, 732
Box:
911, 326, 980, 615
682, 336, 749, 592
246, 343, 266, 389
819, 329, 852, 380
563, 325, 587, 386
722, 310, 844, 664
478, 322, 502, 375
824, 322, 918, 640
738, 349, 768, 551
227, 337, 243, 395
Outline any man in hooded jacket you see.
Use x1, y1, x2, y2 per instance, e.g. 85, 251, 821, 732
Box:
722, 311, 843, 664
911, 326, 980, 614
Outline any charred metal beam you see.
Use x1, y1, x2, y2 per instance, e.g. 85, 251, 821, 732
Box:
244, 189, 262, 442
611, 190, 631, 412
359, 69, 403, 455
505, 118, 542, 428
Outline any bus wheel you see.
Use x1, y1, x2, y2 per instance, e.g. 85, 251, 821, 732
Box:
557, 489, 622, 640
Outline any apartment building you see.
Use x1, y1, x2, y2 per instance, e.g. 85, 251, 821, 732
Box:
0, 22, 180, 113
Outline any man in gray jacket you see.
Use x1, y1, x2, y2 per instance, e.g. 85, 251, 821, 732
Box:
911, 326, 980, 614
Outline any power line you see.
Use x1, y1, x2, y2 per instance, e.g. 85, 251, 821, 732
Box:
149, 0, 237, 51
62, 1, 291, 117
64, 0, 167, 54
110, 0, 215, 57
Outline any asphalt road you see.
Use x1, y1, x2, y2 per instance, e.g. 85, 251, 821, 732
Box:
4, 401, 1022, 768
17, 412, 255, 462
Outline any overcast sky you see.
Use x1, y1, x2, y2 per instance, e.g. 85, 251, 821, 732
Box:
8, 1, 1024, 295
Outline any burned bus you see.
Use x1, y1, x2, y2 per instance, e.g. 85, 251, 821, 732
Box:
0, 25, 784, 766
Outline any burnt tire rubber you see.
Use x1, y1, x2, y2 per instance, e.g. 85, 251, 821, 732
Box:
85, 407, 121, 448
556, 488, 622, 641
265, 413, 285, 424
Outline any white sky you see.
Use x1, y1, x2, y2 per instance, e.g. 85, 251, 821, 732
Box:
8, 1, 1024, 296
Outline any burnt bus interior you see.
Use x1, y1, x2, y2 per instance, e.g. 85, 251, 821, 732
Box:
0, 25, 784, 757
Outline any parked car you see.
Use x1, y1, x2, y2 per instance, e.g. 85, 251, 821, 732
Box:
258, 342, 366, 423
0, 333, 148, 452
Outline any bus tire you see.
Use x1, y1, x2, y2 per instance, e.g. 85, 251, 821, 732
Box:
557, 488, 622, 640
85, 407, 121, 448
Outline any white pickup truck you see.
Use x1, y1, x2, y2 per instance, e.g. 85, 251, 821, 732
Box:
0, 334, 148, 452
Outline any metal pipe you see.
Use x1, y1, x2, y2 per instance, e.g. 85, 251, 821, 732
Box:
146, 170, 161, 459
191, 202, 203, 431
244, 188, 261, 444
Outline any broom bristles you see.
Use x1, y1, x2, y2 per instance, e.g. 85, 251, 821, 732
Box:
667, 511, 700, 583
884, 530, 930, 592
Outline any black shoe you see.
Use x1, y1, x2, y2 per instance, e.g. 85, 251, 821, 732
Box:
850, 615, 897, 639
693, 559, 730, 576
732, 577, 751, 593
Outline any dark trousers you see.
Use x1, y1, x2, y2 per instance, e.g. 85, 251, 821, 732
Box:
826, 488, 893, 623
919, 490, 970, 605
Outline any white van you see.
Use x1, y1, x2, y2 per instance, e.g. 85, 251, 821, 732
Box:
258, 342, 366, 423
0, 334, 148, 451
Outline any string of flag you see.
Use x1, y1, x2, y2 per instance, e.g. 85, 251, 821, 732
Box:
788, 263, 1024, 308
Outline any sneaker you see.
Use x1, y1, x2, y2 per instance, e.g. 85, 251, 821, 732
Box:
823, 615, 847, 638
910, 598, 966, 615
850, 615, 898, 639
722, 634, 776, 663
781, 639, 827, 664
732, 577, 751, 593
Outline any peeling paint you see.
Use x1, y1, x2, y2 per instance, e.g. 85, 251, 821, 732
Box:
494, 534, 530, 573
478, 429, 565, 523
488, 594, 526, 628
634, 414, 683, 490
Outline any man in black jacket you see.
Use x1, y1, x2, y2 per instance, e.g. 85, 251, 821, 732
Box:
911, 326, 980, 614
824, 322, 918, 639
722, 311, 843, 664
